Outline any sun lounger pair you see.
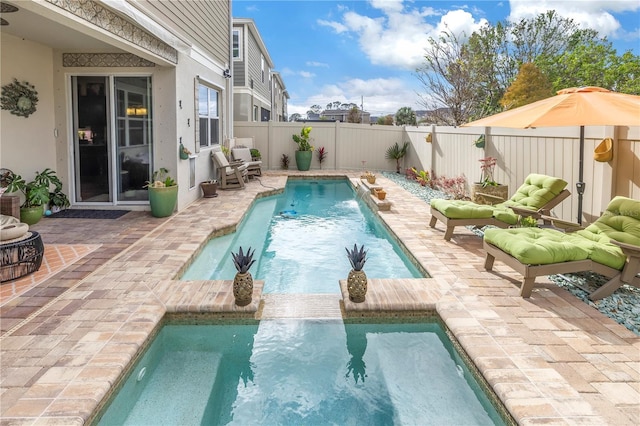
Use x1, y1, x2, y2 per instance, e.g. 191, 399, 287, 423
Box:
484, 196, 640, 300
430, 174, 570, 241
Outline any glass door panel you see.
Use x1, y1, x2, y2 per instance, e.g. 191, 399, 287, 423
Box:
73, 76, 111, 202
115, 77, 153, 202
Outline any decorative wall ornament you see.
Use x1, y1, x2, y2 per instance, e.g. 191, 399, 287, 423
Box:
63, 53, 155, 68
46, 0, 177, 64
1, 79, 38, 118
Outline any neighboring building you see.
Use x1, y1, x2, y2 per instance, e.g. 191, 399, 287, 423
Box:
232, 18, 276, 122
271, 72, 289, 122
0, 0, 233, 212
321, 109, 371, 124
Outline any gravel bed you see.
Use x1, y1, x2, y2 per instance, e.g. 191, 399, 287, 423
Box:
382, 171, 640, 336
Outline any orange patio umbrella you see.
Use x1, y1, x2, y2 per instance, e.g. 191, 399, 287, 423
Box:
463, 86, 640, 222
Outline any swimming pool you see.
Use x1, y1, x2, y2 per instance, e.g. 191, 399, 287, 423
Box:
182, 179, 424, 293
95, 319, 509, 425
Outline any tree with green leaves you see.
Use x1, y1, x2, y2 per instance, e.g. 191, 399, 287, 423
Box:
416, 10, 627, 123
347, 106, 361, 123
377, 115, 394, 125
500, 63, 554, 109
395, 107, 417, 125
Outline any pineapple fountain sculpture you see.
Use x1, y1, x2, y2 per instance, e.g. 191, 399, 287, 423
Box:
345, 244, 368, 303
231, 246, 256, 306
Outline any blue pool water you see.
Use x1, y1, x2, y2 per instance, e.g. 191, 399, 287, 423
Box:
96, 320, 507, 425
182, 179, 424, 293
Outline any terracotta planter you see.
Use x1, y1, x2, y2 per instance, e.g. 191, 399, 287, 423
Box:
377, 190, 386, 200
200, 182, 218, 198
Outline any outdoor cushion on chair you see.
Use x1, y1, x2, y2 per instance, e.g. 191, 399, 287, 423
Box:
483, 196, 640, 300
430, 173, 569, 241
231, 147, 262, 177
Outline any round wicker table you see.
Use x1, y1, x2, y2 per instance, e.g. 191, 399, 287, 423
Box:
1, 231, 44, 282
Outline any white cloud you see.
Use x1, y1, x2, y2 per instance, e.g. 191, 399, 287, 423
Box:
317, 19, 349, 33
281, 67, 316, 78
306, 61, 330, 68
508, 0, 639, 39
318, 1, 486, 70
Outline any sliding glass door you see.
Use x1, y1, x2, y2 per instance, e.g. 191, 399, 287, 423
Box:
72, 76, 153, 204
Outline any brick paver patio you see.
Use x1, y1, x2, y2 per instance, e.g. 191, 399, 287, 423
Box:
1, 171, 638, 425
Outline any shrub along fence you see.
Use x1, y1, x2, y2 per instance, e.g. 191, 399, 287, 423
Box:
234, 120, 639, 224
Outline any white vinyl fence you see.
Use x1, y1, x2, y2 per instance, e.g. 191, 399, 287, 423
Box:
234, 121, 639, 225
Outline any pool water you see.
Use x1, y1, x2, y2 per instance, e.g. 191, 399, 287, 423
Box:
96, 320, 507, 425
182, 179, 424, 293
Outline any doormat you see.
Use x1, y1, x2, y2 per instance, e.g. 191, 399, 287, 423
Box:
48, 209, 130, 219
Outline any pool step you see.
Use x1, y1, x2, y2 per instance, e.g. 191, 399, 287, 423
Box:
259, 294, 343, 319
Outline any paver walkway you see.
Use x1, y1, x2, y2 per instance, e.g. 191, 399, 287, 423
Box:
0, 171, 638, 425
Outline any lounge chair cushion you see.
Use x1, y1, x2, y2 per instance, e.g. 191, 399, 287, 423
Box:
485, 196, 640, 270
484, 227, 592, 265
231, 147, 262, 169
502, 174, 568, 209
430, 199, 494, 219
431, 174, 568, 225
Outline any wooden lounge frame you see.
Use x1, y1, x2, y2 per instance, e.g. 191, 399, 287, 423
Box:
429, 189, 571, 241
484, 239, 640, 300
211, 147, 248, 190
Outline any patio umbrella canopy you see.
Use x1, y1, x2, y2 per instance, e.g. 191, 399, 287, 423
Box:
463, 86, 640, 223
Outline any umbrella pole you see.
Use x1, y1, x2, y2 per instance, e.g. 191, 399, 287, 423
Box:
576, 126, 585, 224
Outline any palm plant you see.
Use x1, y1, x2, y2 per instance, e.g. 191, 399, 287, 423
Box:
385, 141, 410, 173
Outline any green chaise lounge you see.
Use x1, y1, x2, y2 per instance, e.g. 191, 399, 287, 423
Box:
429, 174, 570, 241
483, 196, 640, 300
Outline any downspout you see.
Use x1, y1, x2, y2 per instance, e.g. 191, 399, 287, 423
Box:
228, 0, 234, 139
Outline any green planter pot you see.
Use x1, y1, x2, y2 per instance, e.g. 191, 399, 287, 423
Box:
148, 185, 178, 218
295, 150, 312, 171
20, 205, 44, 225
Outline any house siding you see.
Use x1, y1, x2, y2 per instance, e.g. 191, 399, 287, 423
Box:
246, 30, 269, 103
137, 0, 230, 65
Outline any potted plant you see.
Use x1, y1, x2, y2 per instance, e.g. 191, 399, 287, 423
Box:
345, 244, 368, 303
281, 154, 290, 170
376, 189, 387, 200
292, 126, 313, 171
144, 168, 178, 217
231, 246, 256, 306
361, 171, 376, 184
316, 146, 327, 169
470, 157, 508, 205
200, 179, 218, 198
250, 148, 261, 161
5, 168, 67, 225
385, 141, 410, 173
48, 187, 70, 213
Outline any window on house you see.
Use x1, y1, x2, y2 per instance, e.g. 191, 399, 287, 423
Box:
232, 29, 242, 59
261, 55, 265, 83
198, 84, 220, 148
253, 105, 258, 121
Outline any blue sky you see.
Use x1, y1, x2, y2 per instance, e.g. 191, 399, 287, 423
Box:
234, 0, 640, 118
